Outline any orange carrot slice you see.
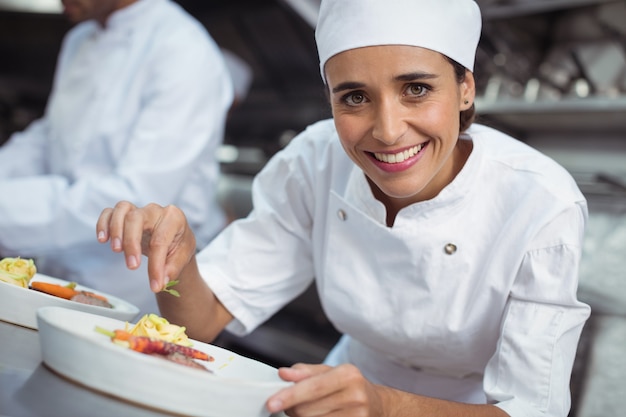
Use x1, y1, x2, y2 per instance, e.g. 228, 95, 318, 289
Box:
30, 281, 78, 300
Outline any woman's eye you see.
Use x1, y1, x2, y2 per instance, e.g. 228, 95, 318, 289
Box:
343, 92, 365, 105
406, 84, 427, 97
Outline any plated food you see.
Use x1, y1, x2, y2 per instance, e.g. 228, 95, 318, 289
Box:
37, 307, 291, 417
95, 312, 215, 372
0, 272, 139, 329
31, 281, 114, 308
0, 257, 115, 308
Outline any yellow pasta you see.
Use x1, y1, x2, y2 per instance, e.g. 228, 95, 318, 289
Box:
125, 313, 192, 347
0, 257, 37, 288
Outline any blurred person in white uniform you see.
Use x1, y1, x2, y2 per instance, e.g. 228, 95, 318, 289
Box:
0, 0, 233, 315
96, 0, 590, 416
220, 48, 253, 110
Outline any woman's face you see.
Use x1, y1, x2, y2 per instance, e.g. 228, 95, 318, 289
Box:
325, 45, 475, 210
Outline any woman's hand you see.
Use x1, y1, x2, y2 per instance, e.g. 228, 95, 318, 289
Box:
266, 363, 386, 417
96, 201, 197, 293
266, 364, 510, 417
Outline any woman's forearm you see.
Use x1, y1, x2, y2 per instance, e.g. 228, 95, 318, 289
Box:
378, 384, 510, 417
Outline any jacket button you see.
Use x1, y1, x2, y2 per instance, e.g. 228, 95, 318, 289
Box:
337, 209, 347, 221
444, 243, 457, 255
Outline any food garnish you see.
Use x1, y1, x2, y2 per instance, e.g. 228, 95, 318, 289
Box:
0, 257, 36, 288
160, 280, 180, 297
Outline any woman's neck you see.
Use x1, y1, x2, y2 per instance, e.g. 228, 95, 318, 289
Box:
370, 138, 473, 227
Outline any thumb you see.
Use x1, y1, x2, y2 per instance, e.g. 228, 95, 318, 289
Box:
277, 363, 330, 383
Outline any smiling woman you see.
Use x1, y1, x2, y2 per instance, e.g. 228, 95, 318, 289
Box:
96, 1, 591, 417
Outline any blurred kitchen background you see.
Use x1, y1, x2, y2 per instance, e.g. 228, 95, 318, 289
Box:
1, 1, 625, 416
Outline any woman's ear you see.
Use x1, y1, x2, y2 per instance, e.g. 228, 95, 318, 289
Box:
461, 70, 476, 110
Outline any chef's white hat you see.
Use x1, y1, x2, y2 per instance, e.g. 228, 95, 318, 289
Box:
315, 0, 482, 82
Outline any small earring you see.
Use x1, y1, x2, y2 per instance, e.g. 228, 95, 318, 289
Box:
464, 100, 469, 105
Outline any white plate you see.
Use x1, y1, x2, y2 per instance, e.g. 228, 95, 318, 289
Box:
0, 273, 139, 329
37, 306, 292, 417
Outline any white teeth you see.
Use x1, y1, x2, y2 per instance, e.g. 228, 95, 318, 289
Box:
374, 143, 423, 164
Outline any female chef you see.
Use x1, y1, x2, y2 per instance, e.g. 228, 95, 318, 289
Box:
97, 0, 590, 416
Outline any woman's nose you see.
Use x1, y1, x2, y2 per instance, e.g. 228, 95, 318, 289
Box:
371, 99, 407, 145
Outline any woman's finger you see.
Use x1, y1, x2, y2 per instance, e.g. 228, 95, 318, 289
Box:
96, 207, 114, 243
105, 201, 139, 253
278, 363, 330, 383
143, 204, 195, 292
268, 364, 338, 414
120, 205, 153, 271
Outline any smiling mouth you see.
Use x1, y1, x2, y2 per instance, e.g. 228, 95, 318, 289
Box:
373, 142, 426, 164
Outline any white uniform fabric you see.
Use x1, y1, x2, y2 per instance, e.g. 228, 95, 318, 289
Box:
198, 119, 590, 417
0, 0, 233, 315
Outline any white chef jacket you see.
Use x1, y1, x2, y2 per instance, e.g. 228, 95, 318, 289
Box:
0, 0, 233, 315
198, 119, 590, 417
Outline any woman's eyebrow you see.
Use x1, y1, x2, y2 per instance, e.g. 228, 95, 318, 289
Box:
331, 72, 438, 94
331, 81, 366, 94
395, 72, 438, 82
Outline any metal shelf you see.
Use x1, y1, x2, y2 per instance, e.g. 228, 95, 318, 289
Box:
475, 96, 626, 134
482, 0, 620, 19
0, 0, 62, 13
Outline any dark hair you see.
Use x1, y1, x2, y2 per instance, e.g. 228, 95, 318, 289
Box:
446, 56, 475, 133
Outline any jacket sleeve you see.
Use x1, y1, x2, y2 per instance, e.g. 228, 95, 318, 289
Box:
0, 118, 49, 178
196, 135, 319, 336
484, 202, 591, 417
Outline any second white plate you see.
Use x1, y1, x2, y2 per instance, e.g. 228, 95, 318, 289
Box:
0, 273, 139, 329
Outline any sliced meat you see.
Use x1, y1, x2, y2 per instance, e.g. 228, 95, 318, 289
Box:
70, 292, 113, 308
151, 352, 212, 372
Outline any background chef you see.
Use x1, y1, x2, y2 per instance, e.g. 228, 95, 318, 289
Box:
0, 0, 233, 315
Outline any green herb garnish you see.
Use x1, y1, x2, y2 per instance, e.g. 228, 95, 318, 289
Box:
161, 280, 180, 297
